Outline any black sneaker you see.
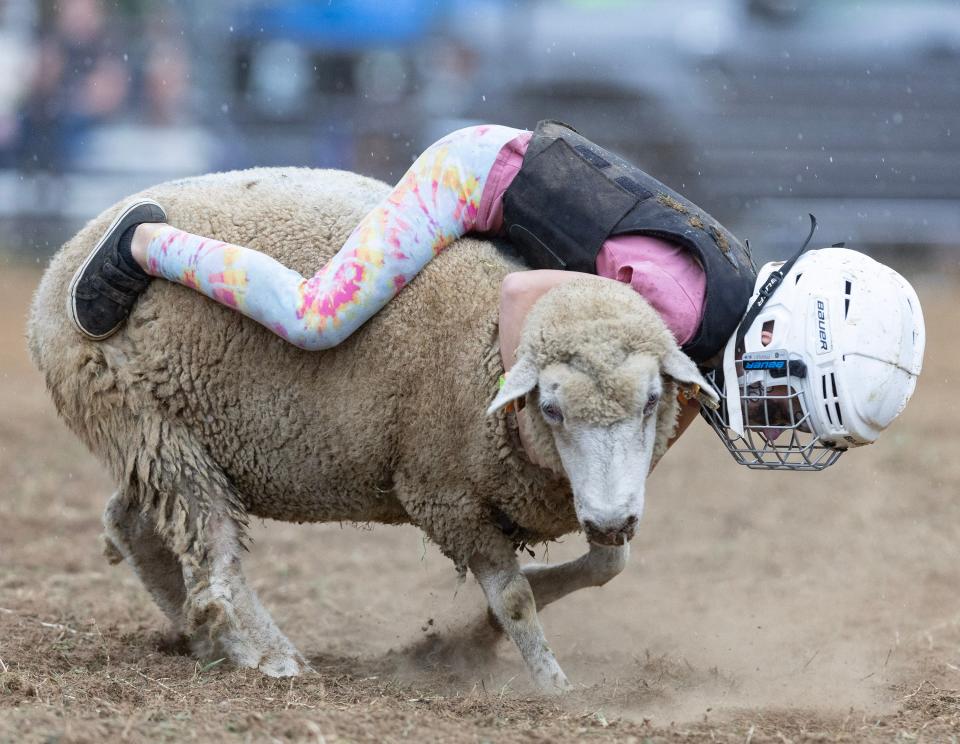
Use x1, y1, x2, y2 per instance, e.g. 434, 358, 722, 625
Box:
69, 199, 167, 340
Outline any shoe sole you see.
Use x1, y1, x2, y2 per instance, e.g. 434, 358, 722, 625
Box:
68, 198, 166, 340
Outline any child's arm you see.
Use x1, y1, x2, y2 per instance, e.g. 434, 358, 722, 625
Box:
498, 270, 583, 468
499, 270, 583, 370
498, 269, 699, 467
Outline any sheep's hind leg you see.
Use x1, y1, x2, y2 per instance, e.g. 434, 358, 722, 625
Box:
470, 552, 571, 693
184, 507, 309, 677
102, 490, 188, 632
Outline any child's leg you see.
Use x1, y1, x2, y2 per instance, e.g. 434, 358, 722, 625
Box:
144, 125, 524, 350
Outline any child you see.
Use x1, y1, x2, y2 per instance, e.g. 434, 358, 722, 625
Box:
68, 121, 924, 470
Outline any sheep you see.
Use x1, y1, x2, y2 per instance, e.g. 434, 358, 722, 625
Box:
27, 166, 716, 692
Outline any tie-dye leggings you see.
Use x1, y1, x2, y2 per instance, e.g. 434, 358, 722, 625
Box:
144, 125, 523, 350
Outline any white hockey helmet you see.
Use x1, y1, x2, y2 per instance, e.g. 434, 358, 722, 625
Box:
702, 244, 925, 470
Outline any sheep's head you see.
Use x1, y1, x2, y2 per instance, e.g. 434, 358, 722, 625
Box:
489, 277, 717, 546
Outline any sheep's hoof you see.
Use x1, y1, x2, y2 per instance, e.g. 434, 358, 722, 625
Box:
258, 648, 310, 678
216, 633, 309, 678
539, 676, 572, 695
533, 668, 572, 695
187, 593, 308, 677
205, 635, 310, 678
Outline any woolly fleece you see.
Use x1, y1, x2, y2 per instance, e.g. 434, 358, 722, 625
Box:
28, 167, 683, 572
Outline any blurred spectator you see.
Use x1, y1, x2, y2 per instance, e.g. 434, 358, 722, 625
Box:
143, 37, 190, 126
139, 3, 191, 127
15, 0, 129, 173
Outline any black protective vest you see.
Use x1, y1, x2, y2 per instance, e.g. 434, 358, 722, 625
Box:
502, 120, 757, 366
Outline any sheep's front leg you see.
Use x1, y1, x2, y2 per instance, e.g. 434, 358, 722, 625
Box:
470, 553, 571, 693
523, 542, 629, 611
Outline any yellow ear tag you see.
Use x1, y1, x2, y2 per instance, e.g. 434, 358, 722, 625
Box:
498, 374, 516, 413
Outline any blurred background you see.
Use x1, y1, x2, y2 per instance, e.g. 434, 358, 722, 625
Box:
1, 0, 959, 266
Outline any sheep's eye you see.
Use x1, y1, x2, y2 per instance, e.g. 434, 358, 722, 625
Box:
643, 392, 660, 416
540, 402, 564, 424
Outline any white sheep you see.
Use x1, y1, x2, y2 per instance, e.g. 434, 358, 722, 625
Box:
28, 167, 714, 691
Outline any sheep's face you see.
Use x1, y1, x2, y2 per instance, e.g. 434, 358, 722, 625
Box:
490, 346, 714, 546
536, 353, 663, 545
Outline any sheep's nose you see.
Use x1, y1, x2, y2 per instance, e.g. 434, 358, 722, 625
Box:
583, 514, 638, 546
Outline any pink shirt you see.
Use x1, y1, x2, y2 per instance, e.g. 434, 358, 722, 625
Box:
476, 131, 706, 347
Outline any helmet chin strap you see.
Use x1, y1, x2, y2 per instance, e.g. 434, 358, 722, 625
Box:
722, 214, 822, 437
734, 214, 820, 354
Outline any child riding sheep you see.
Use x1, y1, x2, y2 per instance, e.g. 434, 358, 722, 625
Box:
68, 120, 925, 470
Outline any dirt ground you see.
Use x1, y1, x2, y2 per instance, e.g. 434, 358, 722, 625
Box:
2, 259, 960, 743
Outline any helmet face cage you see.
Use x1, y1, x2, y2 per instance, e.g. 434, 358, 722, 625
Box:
702, 350, 843, 471
700, 242, 924, 472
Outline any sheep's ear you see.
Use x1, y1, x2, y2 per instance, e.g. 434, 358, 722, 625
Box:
487, 355, 539, 415
662, 348, 720, 410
